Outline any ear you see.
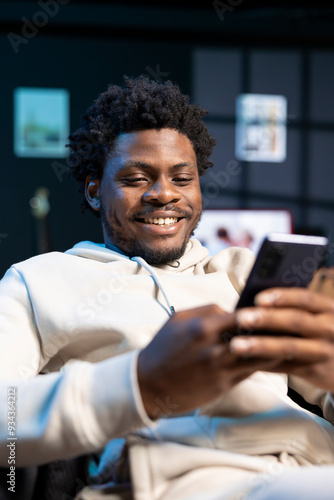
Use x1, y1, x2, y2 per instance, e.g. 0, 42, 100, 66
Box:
85, 176, 101, 212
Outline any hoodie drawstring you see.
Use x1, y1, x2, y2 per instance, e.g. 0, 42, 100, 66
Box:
131, 256, 175, 316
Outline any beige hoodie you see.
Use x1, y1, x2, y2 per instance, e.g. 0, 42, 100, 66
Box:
0, 238, 253, 466
0, 238, 333, 476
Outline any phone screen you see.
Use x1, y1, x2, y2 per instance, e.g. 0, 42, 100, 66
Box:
236, 233, 329, 310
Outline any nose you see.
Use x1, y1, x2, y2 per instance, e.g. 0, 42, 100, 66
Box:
142, 178, 181, 205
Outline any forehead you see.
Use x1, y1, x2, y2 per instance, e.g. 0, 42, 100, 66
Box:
108, 128, 197, 164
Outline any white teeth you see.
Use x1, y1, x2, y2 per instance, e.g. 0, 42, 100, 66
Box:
144, 217, 178, 225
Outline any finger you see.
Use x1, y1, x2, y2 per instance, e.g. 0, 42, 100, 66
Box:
268, 360, 334, 392
207, 344, 292, 390
226, 356, 289, 385
229, 335, 330, 365
175, 305, 252, 340
174, 303, 228, 320
166, 305, 237, 346
198, 342, 283, 371
185, 343, 290, 398
255, 287, 334, 314
188, 312, 238, 344
235, 307, 334, 340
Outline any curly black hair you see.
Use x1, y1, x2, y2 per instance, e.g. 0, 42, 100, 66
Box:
67, 75, 216, 215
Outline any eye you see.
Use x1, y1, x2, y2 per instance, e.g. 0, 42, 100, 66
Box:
123, 177, 149, 185
173, 176, 193, 184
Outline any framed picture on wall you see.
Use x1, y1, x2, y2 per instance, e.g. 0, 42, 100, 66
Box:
13, 87, 70, 158
235, 94, 287, 163
193, 208, 293, 256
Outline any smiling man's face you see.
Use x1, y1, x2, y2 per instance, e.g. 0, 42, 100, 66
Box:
85, 128, 203, 265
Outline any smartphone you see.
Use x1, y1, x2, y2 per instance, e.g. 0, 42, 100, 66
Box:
235, 233, 329, 310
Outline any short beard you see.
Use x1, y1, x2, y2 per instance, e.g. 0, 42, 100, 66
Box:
100, 203, 202, 266
121, 236, 190, 266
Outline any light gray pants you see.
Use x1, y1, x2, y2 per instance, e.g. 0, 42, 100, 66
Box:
76, 465, 334, 500
245, 465, 334, 500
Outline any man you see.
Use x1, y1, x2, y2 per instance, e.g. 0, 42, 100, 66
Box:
0, 75, 334, 500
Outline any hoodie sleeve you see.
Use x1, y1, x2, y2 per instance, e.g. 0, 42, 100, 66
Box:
288, 375, 334, 425
0, 267, 153, 467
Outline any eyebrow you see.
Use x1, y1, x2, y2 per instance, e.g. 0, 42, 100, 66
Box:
121, 160, 197, 171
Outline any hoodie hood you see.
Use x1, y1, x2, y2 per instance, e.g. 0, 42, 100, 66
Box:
65, 238, 210, 274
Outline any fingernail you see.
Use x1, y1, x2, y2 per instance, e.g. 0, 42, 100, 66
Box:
230, 337, 254, 353
236, 309, 262, 327
255, 290, 281, 306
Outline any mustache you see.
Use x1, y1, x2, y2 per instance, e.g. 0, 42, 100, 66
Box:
132, 205, 192, 219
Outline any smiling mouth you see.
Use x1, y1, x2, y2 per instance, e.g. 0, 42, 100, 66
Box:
137, 217, 181, 226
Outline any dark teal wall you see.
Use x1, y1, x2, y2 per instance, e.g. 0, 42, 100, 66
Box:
0, 32, 192, 277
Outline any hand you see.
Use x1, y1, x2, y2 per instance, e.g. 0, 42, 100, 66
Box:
137, 304, 283, 418
230, 288, 334, 392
